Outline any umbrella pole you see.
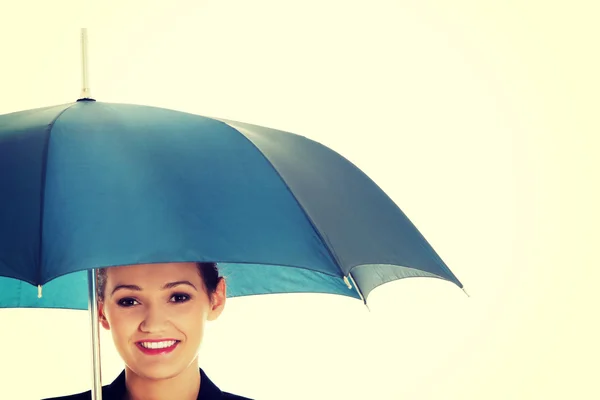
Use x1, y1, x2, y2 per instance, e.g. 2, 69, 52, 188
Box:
81, 26, 101, 399
87, 269, 103, 400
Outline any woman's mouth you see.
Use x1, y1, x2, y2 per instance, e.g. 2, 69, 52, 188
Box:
136, 340, 180, 355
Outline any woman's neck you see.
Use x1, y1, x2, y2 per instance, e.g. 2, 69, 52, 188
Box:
124, 361, 200, 400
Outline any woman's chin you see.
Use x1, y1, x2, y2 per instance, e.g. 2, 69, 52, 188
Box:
127, 363, 185, 381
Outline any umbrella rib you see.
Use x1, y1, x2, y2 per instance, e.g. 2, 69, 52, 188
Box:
219, 120, 348, 278
36, 102, 79, 287
347, 272, 369, 307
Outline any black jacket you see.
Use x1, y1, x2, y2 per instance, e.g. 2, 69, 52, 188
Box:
42, 368, 253, 400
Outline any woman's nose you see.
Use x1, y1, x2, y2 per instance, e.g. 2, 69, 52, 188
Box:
139, 304, 169, 332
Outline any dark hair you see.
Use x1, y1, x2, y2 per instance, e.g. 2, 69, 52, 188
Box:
96, 262, 222, 301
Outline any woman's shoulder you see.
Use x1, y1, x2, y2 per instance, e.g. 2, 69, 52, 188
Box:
222, 392, 254, 400
41, 369, 254, 400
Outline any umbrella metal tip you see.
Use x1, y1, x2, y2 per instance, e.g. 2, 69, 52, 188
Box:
38, 285, 42, 298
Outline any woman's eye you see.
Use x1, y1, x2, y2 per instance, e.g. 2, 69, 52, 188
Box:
117, 298, 139, 307
170, 293, 190, 303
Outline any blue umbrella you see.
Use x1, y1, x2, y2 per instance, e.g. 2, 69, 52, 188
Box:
0, 99, 463, 307
0, 29, 464, 400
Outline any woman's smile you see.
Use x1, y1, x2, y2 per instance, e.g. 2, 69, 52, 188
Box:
136, 339, 181, 355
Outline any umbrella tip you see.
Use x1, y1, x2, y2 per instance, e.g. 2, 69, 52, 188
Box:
462, 287, 470, 297
38, 285, 42, 298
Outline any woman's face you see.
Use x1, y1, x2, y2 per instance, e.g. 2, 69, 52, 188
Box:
98, 262, 226, 380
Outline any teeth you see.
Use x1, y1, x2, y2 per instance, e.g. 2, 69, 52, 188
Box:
140, 340, 177, 349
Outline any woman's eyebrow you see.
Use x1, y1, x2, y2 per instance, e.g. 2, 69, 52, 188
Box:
162, 281, 198, 291
111, 284, 142, 296
110, 281, 197, 296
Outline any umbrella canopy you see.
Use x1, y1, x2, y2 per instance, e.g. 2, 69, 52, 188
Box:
0, 99, 462, 309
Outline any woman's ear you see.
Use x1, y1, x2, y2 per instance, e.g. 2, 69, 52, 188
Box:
207, 278, 226, 321
98, 301, 110, 330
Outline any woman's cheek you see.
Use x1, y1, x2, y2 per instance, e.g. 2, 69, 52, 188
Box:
112, 306, 141, 327
169, 304, 194, 322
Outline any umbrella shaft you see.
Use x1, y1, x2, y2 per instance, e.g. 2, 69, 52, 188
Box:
88, 269, 103, 400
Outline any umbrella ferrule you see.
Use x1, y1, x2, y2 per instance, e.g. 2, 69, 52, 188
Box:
37, 285, 42, 298
80, 28, 92, 100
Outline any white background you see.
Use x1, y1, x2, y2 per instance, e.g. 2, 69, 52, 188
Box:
0, 1, 598, 399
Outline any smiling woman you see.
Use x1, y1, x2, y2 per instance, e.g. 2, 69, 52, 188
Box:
43, 262, 252, 400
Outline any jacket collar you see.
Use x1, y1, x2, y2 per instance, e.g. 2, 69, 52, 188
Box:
106, 368, 223, 399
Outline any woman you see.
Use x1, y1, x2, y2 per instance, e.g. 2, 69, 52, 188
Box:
44, 261, 253, 400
